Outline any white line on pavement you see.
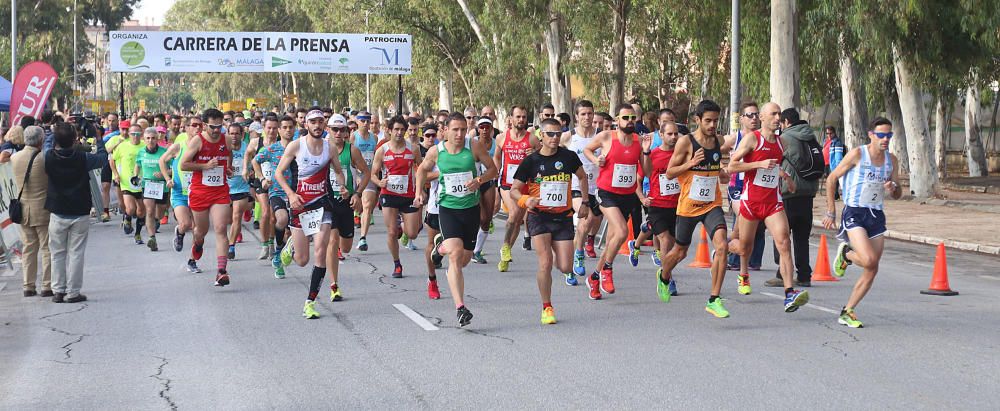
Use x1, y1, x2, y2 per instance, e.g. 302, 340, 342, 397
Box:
760, 291, 840, 315
0, 282, 6, 293
980, 275, 1000, 281
1, 269, 14, 277
393, 304, 439, 331
905, 261, 934, 268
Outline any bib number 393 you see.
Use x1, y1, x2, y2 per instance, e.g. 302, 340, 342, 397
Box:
203, 167, 224, 187
443, 171, 473, 197
690, 175, 717, 202
299, 208, 323, 237
611, 164, 637, 188
539, 181, 568, 207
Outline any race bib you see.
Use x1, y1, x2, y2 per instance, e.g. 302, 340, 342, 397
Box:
583, 164, 597, 187
144, 181, 165, 200
690, 175, 717, 202
753, 167, 779, 189
329, 167, 346, 192
202, 167, 225, 187
658, 174, 680, 196
232, 159, 243, 175
182, 171, 193, 189
611, 164, 637, 188
362, 151, 375, 167
539, 181, 568, 207
860, 181, 885, 206
299, 208, 323, 237
443, 171, 473, 197
386, 174, 408, 194
505, 163, 519, 185
261, 162, 274, 180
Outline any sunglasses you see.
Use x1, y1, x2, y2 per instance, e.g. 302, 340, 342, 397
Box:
129, 132, 141, 136
424, 133, 437, 138
223, 118, 233, 122
208, 124, 224, 130
619, 115, 637, 121
873, 132, 893, 139
542, 113, 555, 118
743, 112, 760, 119
357, 117, 371, 122
542, 131, 561, 138
331, 127, 349, 133
465, 116, 477, 120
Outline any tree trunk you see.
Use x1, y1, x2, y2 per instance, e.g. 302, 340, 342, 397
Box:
608, 0, 629, 112
438, 70, 453, 112
839, 52, 868, 150
934, 96, 948, 179
885, 85, 910, 174
455, 0, 486, 46
964, 75, 988, 176
543, 6, 572, 114
769, 0, 800, 109
893, 48, 938, 198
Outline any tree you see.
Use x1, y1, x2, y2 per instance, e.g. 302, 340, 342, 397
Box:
769, 0, 799, 109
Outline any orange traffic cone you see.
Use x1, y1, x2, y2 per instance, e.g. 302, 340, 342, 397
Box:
811, 235, 838, 282
920, 243, 959, 296
618, 217, 635, 255
688, 226, 712, 268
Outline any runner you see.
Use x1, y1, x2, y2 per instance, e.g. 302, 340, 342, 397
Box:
421, 140, 444, 300
370, 116, 424, 278
660, 100, 730, 317
353, 111, 379, 251
511, 118, 590, 324
273, 109, 348, 319
226, 123, 251, 260
253, 115, 296, 279
822, 116, 901, 328
726, 102, 809, 313
158, 116, 198, 271
494, 105, 538, 272
110, 124, 146, 245
415, 112, 498, 326
244, 115, 280, 260
582, 104, 647, 300
180, 108, 234, 287
640, 122, 681, 301
324, 114, 370, 302
133, 127, 168, 251
561, 99, 603, 280
723, 102, 767, 275
470, 117, 498, 264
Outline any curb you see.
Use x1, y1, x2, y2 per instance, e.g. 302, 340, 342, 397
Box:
941, 182, 1000, 195
811, 219, 1000, 256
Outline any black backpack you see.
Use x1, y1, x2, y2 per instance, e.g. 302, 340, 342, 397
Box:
794, 137, 826, 181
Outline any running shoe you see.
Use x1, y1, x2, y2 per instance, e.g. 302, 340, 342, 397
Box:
540, 306, 557, 325
401, 233, 411, 248
330, 284, 343, 302
214, 271, 230, 287
668, 278, 678, 296
427, 280, 441, 300
227, 245, 236, 260
834, 242, 851, 277
497, 243, 512, 272
155, 220, 161, 233
338, 249, 345, 261
457, 306, 473, 327
838, 308, 863, 328
101, 212, 110, 223
123, 219, 133, 235
564, 272, 578, 286
431, 234, 444, 265
253, 220, 260, 230
628, 240, 639, 267
160, 215, 169, 225
392, 264, 403, 278
280, 243, 294, 267
600, 266, 615, 294
783, 289, 809, 313
522, 236, 532, 251
471, 251, 487, 264
488, 221, 494, 234
271, 248, 282, 269
428, 280, 441, 300
134, 232, 144, 245
235, 233, 243, 244
656, 269, 672, 303
173, 227, 184, 252
302, 300, 319, 319
147, 236, 158, 252
357, 237, 369, 252
354, 214, 361, 228
257, 244, 269, 260
406, 241, 418, 251
192, 243, 204, 260
573, 250, 586, 276
587, 273, 602, 300
186, 259, 202, 273
274, 266, 285, 279
737, 274, 752, 295
705, 298, 730, 318
243, 209, 252, 222
584, 239, 597, 258
651, 249, 662, 267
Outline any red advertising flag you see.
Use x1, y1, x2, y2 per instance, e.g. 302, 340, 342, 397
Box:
10, 62, 58, 126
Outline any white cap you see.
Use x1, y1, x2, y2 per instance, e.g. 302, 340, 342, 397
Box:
327, 114, 348, 127
305, 109, 325, 121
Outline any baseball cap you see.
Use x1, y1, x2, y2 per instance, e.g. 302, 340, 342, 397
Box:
119, 120, 131, 129
327, 114, 348, 127
305, 109, 325, 121
155, 125, 167, 133
476, 118, 493, 127
356, 111, 372, 121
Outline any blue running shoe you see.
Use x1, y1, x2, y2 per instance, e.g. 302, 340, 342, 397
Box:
573, 250, 586, 276
668, 278, 678, 296
784, 289, 810, 313
628, 240, 639, 267
651, 249, 662, 267
271, 246, 282, 269
564, 272, 578, 286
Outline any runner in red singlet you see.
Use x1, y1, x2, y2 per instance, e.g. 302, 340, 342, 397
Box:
493, 105, 539, 272
179, 108, 234, 287
371, 116, 424, 278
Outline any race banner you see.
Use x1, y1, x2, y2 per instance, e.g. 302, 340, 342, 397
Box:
9, 61, 58, 127
109, 31, 412, 75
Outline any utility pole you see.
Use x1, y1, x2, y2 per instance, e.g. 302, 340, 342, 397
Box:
365, 10, 371, 111
73, 0, 78, 111
11, 0, 17, 81
729, 0, 741, 136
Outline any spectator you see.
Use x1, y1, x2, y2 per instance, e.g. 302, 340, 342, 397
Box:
40, 110, 58, 152
44, 122, 108, 303
19, 115, 35, 128
12, 126, 51, 297
766, 108, 819, 287
826, 126, 845, 172
1, 125, 25, 163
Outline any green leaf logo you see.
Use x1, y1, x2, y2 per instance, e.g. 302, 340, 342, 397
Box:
272, 56, 292, 67
120, 41, 146, 67
339, 57, 349, 65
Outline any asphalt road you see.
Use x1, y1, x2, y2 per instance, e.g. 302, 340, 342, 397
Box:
1, 213, 998, 410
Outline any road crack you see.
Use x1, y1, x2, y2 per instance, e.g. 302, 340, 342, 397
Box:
42, 303, 90, 364
413, 308, 514, 344
150, 356, 178, 411
39, 302, 88, 320
350, 256, 414, 293
819, 322, 861, 357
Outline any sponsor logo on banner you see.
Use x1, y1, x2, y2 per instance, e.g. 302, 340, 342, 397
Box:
272, 56, 292, 67
10, 62, 59, 127
120, 41, 149, 68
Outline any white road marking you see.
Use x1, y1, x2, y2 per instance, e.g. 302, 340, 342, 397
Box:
906, 261, 934, 268
393, 304, 439, 331
760, 291, 840, 315
980, 275, 1000, 281
0, 282, 6, 293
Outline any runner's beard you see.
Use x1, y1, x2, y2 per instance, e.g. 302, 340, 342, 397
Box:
621, 126, 635, 134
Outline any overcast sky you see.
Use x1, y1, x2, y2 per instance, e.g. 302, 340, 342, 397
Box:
132, 0, 177, 26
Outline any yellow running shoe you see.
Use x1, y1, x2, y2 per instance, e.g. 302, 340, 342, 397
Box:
302, 300, 320, 319
498, 243, 512, 272
330, 284, 342, 302
540, 306, 557, 324
737, 274, 752, 295
705, 298, 730, 318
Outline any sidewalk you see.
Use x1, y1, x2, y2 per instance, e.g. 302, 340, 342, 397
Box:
809, 188, 1000, 255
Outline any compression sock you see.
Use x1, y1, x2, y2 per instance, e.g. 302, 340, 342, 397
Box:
217, 255, 228, 272
474, 229, 488, 253
307, 266, 326, 301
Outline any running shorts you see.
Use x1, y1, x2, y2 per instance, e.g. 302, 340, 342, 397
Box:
379, 194, 418, 214
439, 205, 480, 251
647, 206, 677, 237
328, 198, 355, 238
837, 206, 886, 243
572, 190, 603, 216
526, 212, 574, 242
424, 212, 440, 231
738, 198, 785, 221
188, 188, 230, 212
289, 201, 332, 230
675, 207, 727, 247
